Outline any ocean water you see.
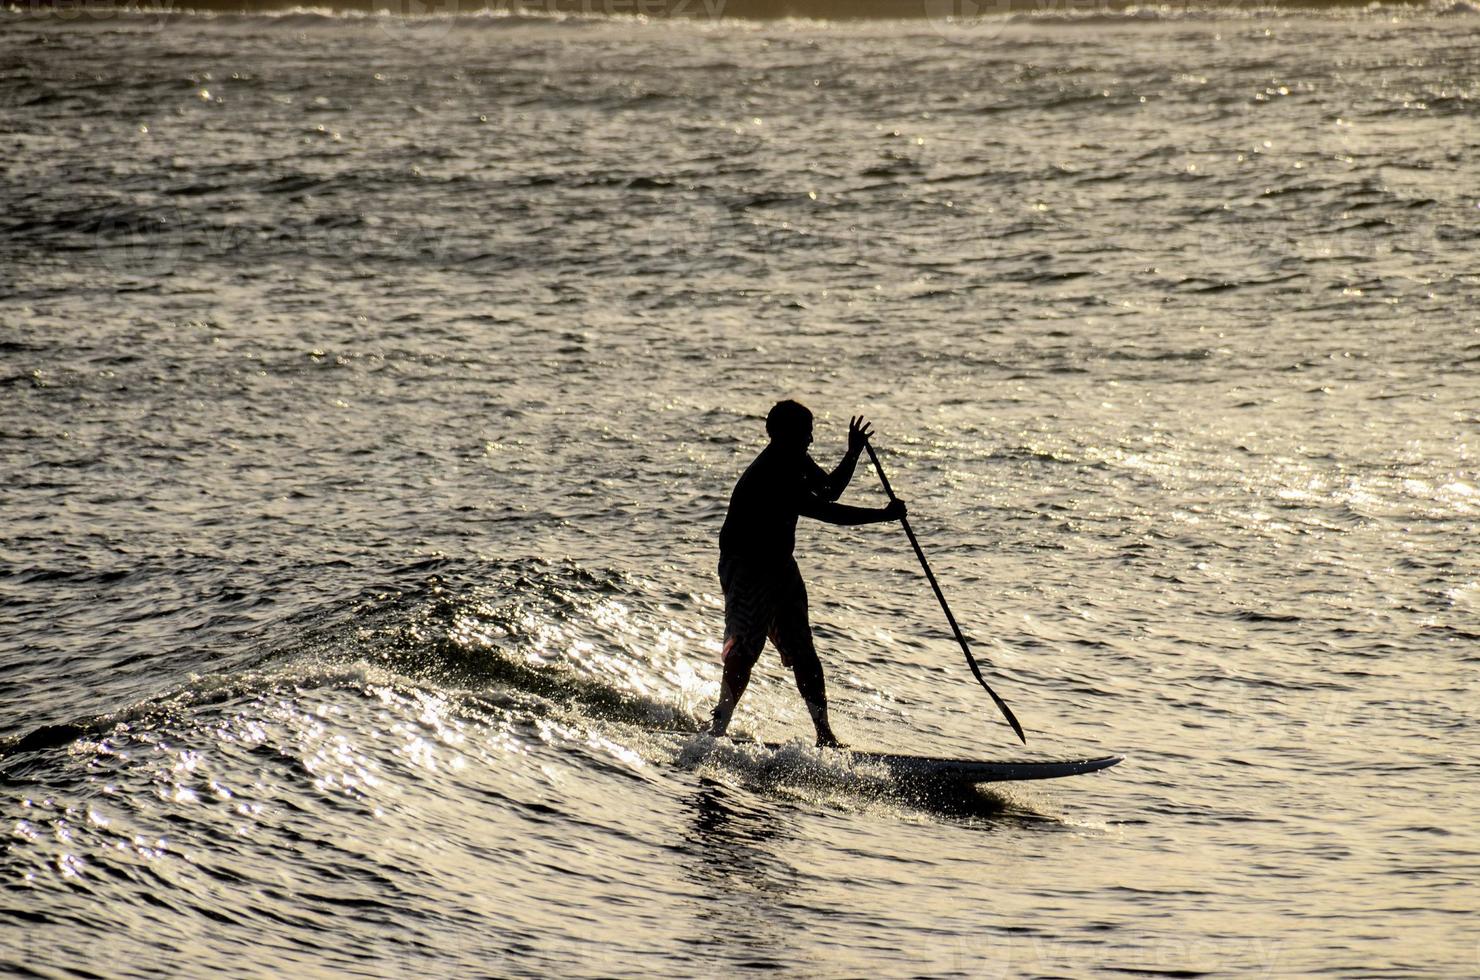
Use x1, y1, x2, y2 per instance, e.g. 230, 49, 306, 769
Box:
2, 4, 1478, 976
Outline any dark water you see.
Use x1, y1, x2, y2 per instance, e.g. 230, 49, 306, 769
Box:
2, 4, 1478, 976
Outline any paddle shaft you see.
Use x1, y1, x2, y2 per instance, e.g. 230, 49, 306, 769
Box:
864, 441, 1027, 744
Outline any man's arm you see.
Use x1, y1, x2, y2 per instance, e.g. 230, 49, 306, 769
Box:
798, 495, 905, 526
812, 416, 873, 502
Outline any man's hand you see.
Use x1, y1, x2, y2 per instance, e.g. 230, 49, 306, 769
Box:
883, 498, 907, 522
848, 415, 873, 455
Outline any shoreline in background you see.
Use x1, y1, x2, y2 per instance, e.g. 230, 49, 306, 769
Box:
5, 0, 1443, 23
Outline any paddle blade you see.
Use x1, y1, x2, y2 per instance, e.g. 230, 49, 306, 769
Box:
962, 647, 1026, 744
985, 682, 1027, 745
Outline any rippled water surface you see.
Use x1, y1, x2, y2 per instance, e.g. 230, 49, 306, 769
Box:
2, 5, 1478, 976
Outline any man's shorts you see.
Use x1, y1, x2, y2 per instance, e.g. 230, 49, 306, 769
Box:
718, 555, 815, 669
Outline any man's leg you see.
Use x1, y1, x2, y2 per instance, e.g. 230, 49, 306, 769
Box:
771, 571, 839, 748
709, 636, 763, 738
769, 565, 840, 749
777, 633, 838, 748
711, 556, 770, 738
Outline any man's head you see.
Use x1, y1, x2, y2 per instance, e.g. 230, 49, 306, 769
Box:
766, 399, 814, 452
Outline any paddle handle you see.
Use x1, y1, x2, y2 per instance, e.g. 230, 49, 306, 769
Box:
865, 440, 1027, 744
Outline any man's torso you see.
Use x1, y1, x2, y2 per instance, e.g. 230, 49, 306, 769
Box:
718, 445, 825, 563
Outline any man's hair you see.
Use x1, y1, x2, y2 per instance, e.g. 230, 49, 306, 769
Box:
766, 399, 813, 439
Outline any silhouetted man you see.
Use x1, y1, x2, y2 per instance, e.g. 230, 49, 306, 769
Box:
710, 400, 906, 747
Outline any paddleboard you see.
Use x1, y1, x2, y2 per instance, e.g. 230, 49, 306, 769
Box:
659, 731, 1122, 783
826, 747, 1123, 783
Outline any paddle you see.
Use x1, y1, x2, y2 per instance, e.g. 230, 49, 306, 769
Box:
864, 440, 1028, 745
